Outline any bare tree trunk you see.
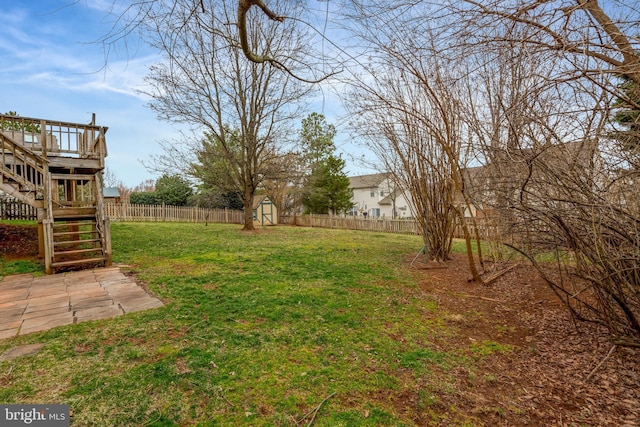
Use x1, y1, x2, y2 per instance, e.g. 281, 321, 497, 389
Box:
242, 185, 255, 231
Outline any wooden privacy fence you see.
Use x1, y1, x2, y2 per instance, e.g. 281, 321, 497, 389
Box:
3, 197, 500, 239
105, 203, 244, 224
0, 198, 37, 220
281, 214, 499, 239
284, 214, 420, 235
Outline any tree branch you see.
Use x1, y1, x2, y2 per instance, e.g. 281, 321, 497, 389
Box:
236, 0, 337, 83
237, 0, 283, 64
577, 0, 640, 83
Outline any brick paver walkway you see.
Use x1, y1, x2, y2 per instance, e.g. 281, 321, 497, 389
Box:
0, 267, 163, 339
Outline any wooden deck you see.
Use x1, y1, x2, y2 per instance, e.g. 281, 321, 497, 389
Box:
0, 113, 111, 273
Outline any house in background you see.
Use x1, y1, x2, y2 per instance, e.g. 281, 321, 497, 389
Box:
348, 173, 412, 218
253, 194, 278, 225
349, 170, 490, 220
459, 166, 489, 218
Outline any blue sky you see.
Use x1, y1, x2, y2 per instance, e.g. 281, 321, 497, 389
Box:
0, 1, 370, 188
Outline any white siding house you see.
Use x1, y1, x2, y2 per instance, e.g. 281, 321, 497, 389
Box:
348, 173, 413, 218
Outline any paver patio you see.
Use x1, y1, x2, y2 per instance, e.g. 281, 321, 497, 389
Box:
0, 267, 163, 339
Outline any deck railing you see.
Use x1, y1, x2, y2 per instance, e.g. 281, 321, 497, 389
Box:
0, 196, 38, 220
0, 114, 107, 160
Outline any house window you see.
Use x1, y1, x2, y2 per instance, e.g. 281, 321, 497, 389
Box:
380, 190, 385, 197
371, 208, 380, 217
370, 190, 375, 197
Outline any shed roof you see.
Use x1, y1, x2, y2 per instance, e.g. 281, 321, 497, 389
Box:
252, 194, 271, 209
103, 187, 120, 198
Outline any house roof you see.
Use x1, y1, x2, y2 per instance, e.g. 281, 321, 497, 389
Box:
103, 187, 120, 198
378, 194, 394, 205
348, 173, 389, 189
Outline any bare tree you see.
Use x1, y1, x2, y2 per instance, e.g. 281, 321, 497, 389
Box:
140, 0, 310, 230
346, 12, 480, 275
343, 0, 640, 344
259, 152, 304, 217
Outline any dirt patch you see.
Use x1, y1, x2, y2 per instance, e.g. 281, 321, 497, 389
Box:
410, 253, 640, 426
0, 223, 39, 258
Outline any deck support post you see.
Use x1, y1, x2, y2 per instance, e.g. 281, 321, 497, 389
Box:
37, 208, 46, 258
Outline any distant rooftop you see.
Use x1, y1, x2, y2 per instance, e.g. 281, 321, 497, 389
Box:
348, 173, 389, 189
103, 187, 120, 198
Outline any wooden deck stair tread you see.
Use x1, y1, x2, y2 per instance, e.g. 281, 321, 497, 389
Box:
54, 247, 103, 256
53, 221, 97, 227
52, 230, 97, 235
53, 214, 97, 220
53, 230, 99, 237
51, 257, 107, 268
53, 238, 101, 246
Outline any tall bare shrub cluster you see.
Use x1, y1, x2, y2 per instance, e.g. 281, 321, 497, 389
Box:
346, 15, 476, 267
344, 0, 640, 345
456, 1, 640, 347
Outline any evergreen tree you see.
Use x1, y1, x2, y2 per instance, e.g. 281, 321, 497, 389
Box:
302, 155, 353, 215
2, 111, 40, 133
155, 174, 193, 206
129, 192, 158, 205
300, 113, 336, 170
298, 113, 352, 215
189, 130, 251, 209
611, 73, 640, 159
189, 188, 243, 210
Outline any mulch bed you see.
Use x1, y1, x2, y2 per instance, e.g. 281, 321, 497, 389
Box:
0, 223, 38, 257
412, 253, 640, 426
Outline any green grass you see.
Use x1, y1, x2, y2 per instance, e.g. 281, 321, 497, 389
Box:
0, 258, 42, 275
0, 219, 38, 226
0, 223, 509, 426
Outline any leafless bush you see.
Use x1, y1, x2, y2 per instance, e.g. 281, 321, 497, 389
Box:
495, 138, 640, 347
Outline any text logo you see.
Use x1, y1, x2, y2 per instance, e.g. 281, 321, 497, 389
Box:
1, 405, 69, 426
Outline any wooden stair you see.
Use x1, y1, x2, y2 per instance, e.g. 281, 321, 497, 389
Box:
1, 113, 112, 274
50, 211, 107, 270
45, 185, 111, 273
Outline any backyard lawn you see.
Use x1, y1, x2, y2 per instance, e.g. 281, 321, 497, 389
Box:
0, 222, 637, 426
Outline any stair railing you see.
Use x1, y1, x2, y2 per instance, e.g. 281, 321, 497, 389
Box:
94, 172, 112, 266
43, 167, 55, 274
0, 132, 48, 201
